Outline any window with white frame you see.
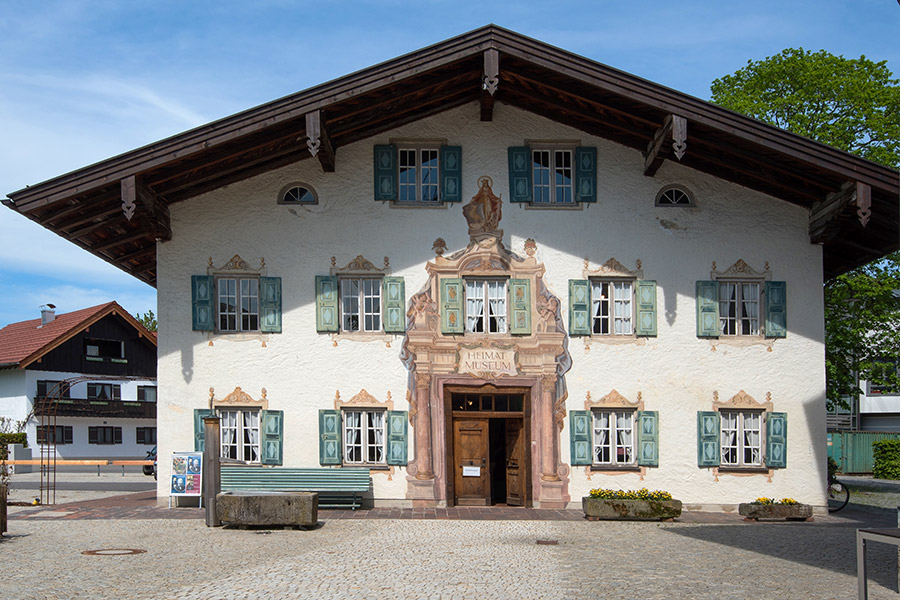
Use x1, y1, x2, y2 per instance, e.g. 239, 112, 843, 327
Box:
591, 279, 633, 335
218, 409, 260, 462
592, 410, 636, 466
718, 281, 760, 336
343, 409, 386, 465
465, 279, 507, 333
217, 277, 259, 332
136, 427, 157, 445
87, 383, 121, 401
340, 277, 382, 332
720, 410, 762, 467
137, 386, 157, 403
398, 147, 440, 204
89, 426, 122, 445
37, 425, 73, 445
532, 148, 574, 204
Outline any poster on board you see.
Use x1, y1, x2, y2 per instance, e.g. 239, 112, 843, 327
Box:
170, 452, 203, 496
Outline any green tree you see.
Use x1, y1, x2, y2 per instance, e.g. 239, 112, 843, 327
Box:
711, 48, 900, 169
136, 309, 157, 332
711, 49, 900, 409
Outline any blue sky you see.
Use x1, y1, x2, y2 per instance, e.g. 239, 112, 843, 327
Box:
1, 0, 898, 327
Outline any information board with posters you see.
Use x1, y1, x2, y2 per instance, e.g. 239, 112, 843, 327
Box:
170, 452, 203, 496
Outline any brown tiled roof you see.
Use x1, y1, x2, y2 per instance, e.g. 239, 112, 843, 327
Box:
0, 301, 156, 368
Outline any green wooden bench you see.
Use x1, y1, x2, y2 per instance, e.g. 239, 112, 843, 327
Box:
220, 466, 371, 510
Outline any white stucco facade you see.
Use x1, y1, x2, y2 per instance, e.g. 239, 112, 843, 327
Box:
0, 369, 156, 459
156, 102, 827, 510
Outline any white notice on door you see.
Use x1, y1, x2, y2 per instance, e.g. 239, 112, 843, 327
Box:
462, 466, 481, 477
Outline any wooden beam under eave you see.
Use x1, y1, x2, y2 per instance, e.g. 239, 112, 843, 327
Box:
305, 110, 335, 173
93, 229, 152, 253
643, 115, 687, 177
121, 175, 172, 242
481, 49, 499, 122
809, 181, 866, 244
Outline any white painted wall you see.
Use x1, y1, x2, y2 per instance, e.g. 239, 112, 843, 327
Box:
0, 368, 156, 458
157, 102, 827, 508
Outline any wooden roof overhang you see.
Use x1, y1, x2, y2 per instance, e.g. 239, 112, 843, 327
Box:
5, 25, 898, 285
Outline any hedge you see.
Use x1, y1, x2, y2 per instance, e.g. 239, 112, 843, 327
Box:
873, 439, 900, 480
0, 433, 27, 461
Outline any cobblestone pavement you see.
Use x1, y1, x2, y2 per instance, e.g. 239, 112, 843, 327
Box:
3, 498, 900, 599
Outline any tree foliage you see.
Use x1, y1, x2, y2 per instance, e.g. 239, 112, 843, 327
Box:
711, 48, 900, 169
825, 254, 900, 408
711, 49, 900, 409
136, 309, 157, 332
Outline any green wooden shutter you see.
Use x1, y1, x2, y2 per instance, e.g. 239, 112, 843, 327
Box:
697, 411, 720, 467
440, 146, 462, 202
696, 280, 720, 337
386, 410, 408, 465
382, 277, 406, 333
191, 275, 215, 331
765, 281, 787, 338
193, 409, 215, 452
569, 279, 591, 336
319, 409, 341, 465
259, 276, 282, 333
508, 146, 532, 203
316, 275, 339, 333
635, 280, 657, 337
637, 410, 659, 467
766, 412, 787, 468
259, 410, 284, 465
508, 278, 531, 335
574, 146, 597, 203
570, 410, 592, 466
374, 144, 397, 201
441, 278, 464, 334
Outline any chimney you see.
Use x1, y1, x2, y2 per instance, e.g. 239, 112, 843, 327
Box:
40, 304, 56, 327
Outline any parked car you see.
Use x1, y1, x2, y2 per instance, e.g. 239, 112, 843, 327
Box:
142, 446, 157, 480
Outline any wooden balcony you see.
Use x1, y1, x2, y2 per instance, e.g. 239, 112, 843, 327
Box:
34, 397, 156, 419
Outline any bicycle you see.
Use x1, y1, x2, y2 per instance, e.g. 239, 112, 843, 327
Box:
827, 470, 850, 513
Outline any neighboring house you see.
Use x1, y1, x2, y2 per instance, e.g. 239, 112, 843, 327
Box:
4, 27, 899, 511
0, 302, 157, 458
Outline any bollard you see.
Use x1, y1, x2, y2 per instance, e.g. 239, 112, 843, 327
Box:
203, 416, 221, 527
1, 483, 7, 535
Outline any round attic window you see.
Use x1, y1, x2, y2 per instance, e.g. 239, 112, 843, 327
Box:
279, 184, 318, 205
655, 185, 693, 207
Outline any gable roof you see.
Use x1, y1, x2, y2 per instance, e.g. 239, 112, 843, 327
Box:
4, 25, 898, 283
0, 302, 156, 369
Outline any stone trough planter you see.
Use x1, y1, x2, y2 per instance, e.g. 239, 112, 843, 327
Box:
582, 497, 682, 521
217, 491, 318, 528
738, 503, 813, 522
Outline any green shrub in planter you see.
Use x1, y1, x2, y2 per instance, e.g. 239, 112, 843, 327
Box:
873, 439, 900, 480
0, 433, 27, 461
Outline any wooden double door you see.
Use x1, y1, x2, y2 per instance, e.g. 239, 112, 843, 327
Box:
450, 389, 529, 507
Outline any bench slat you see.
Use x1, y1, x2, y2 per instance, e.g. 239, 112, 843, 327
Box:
220, 467, 371, 509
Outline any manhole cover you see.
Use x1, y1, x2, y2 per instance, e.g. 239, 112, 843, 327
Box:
81, 549, 147, 556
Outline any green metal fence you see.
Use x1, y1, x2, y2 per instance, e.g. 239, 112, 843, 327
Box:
827, 431, 900, 474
